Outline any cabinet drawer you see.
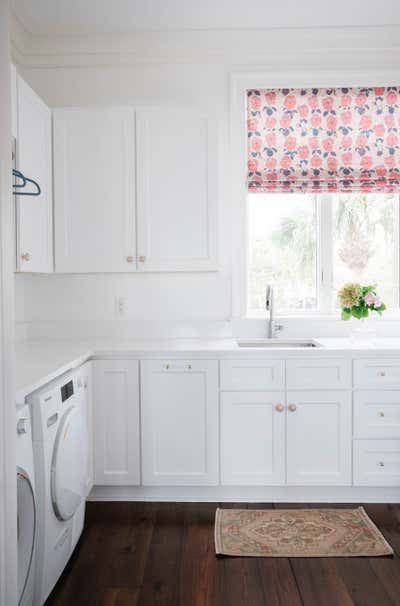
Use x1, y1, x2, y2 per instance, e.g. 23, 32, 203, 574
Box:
286, 359, 351, 390
353, 440, 400, 486
220, 360, 285, 391
354, 359, 400, 389
354, 391, 400, 439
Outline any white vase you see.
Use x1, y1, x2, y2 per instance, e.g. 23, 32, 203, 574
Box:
350, 317, 377, 347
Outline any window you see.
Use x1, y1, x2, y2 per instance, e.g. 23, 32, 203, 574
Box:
247, 192, 399, 316
245, 86, 400, 316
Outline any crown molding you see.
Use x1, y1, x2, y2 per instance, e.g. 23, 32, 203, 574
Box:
10, 21, 400, 69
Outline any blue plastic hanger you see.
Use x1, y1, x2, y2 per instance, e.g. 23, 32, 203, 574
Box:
12, 169, 41, 196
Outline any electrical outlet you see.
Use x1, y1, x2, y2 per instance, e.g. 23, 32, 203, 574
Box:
115, 296, 126, 316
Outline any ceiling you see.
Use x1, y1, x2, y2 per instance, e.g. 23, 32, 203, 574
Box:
12, 0, 400, 36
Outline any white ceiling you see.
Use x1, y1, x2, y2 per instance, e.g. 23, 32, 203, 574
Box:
12, 0, 400, 35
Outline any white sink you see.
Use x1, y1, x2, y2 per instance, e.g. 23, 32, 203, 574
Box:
237, 339, 322, 349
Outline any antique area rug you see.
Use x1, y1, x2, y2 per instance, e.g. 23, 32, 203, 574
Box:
214, 507, 393, 557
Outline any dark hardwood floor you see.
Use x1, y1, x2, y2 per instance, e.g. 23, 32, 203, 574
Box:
45, 502, 400, 606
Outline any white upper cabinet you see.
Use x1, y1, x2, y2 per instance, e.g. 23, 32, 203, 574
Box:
16, 76, 53, 273
11, 64, 17, 139
136, 108, 218, 271
53, 107, 136, 273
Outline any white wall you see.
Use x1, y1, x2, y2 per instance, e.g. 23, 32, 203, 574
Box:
14, 26, 400, 339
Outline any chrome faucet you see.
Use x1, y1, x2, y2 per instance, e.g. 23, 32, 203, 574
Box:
266, 284, 283, 338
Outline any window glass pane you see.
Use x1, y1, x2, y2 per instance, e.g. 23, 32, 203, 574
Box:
247, 193, 317, 314
332, 193, 398, 309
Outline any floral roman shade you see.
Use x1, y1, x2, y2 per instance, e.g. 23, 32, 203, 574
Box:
247, 87, 400, 193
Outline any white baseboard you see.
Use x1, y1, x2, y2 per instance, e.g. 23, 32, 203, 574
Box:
88, 485, 400, 503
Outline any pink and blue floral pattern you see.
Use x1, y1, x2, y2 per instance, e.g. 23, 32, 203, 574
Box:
247, 87, 400, 193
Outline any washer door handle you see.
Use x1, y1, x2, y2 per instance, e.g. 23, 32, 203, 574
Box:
47, 413, 58, 428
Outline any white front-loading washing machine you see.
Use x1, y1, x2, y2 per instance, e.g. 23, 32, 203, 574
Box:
17, 404, 36, 606
28, 369, 89, 606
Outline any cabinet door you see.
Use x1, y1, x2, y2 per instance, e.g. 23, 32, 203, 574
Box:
136, 109, 218, 271
53, 108, 136, 272
286, 391, 352, 485
16, 76, 53, 272
93, 360, 140, 485
141, 360, 219, 485
220, 392, 286, 485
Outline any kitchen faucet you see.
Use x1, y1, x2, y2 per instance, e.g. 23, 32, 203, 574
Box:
266, 284, 284, 338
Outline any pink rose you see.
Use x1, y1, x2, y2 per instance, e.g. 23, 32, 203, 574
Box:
327, 115, 337, 130
385, 155, 395, 168
364, 292, 376, 306
341, 152, 352, 165
360, 115, 372, 129
309, 137, 319, 149
298, 104, 309, 118
265, 116, 276, 129
250, 95, 261, 110
284, 136, 296, 151
248, 159, 258, 172
376, 165, 387, 177
310, 154, 322, 168
284, 95, 296, 110
327, 157, 338, 171
322, 138, 334, 152
280, 155, 291, 168
298, 145, 310, 159
247, 119, 258, 131
387, 132, 398, 147
310, 114, 322, 128
265, 132, 276, 146
374, 297, 382, 307
356, 134, 367, 147
384, 114, 395, 128
340, 111, 352, 125
322, 96, 334, 111
264, 91, 276, 104
361, 156, 373, 170
308, 95, 318, 109
341, 135, 352, 148
355, 92, 367, 107
374, 124, 385, 137
374, 87, 385, 96
341, 94, 352, 107
280, 114, 292, 128
265, 158, 277, 169
387, 90, 398, 105
251, 138, 262, 151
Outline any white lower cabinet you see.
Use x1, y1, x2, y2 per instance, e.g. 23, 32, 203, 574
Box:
141, 360, 219, 486
286, 391, 352, 485
93, 360, 140, 485
80, 361, 94, 496
354, 439, 400, 486
220, 392, 285, 485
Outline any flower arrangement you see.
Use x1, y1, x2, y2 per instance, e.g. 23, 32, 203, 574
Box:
338, 283, 386, 320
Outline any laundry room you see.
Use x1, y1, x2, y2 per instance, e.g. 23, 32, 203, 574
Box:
3, 1, 400, 605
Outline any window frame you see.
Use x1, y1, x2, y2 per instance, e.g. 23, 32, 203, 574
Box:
230, 71, 400, 320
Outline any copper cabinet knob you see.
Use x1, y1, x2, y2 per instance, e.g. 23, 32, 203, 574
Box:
275, 404, 285, 412
126, 256, 134, 263
138, 256, 146, 263
21, 252, 31, 262
288, 404, 297, 412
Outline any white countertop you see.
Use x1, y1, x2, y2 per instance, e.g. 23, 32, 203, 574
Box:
15, 337, 400, 404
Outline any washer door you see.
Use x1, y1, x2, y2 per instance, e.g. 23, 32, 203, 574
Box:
17, 468, 36, 605
51, 405, 88, 521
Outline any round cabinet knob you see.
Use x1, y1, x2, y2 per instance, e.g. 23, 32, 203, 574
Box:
21, 252, 31, 262
164, 363, 170, 370
126, 256, 135, 263
378, 371, 386, 377
138, 256, 146, 263
288, 404, 297, 412
187, 364, 192, 370
378, 411, 385, 417
378, 461, 385, 467
275, 404, 285, 412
